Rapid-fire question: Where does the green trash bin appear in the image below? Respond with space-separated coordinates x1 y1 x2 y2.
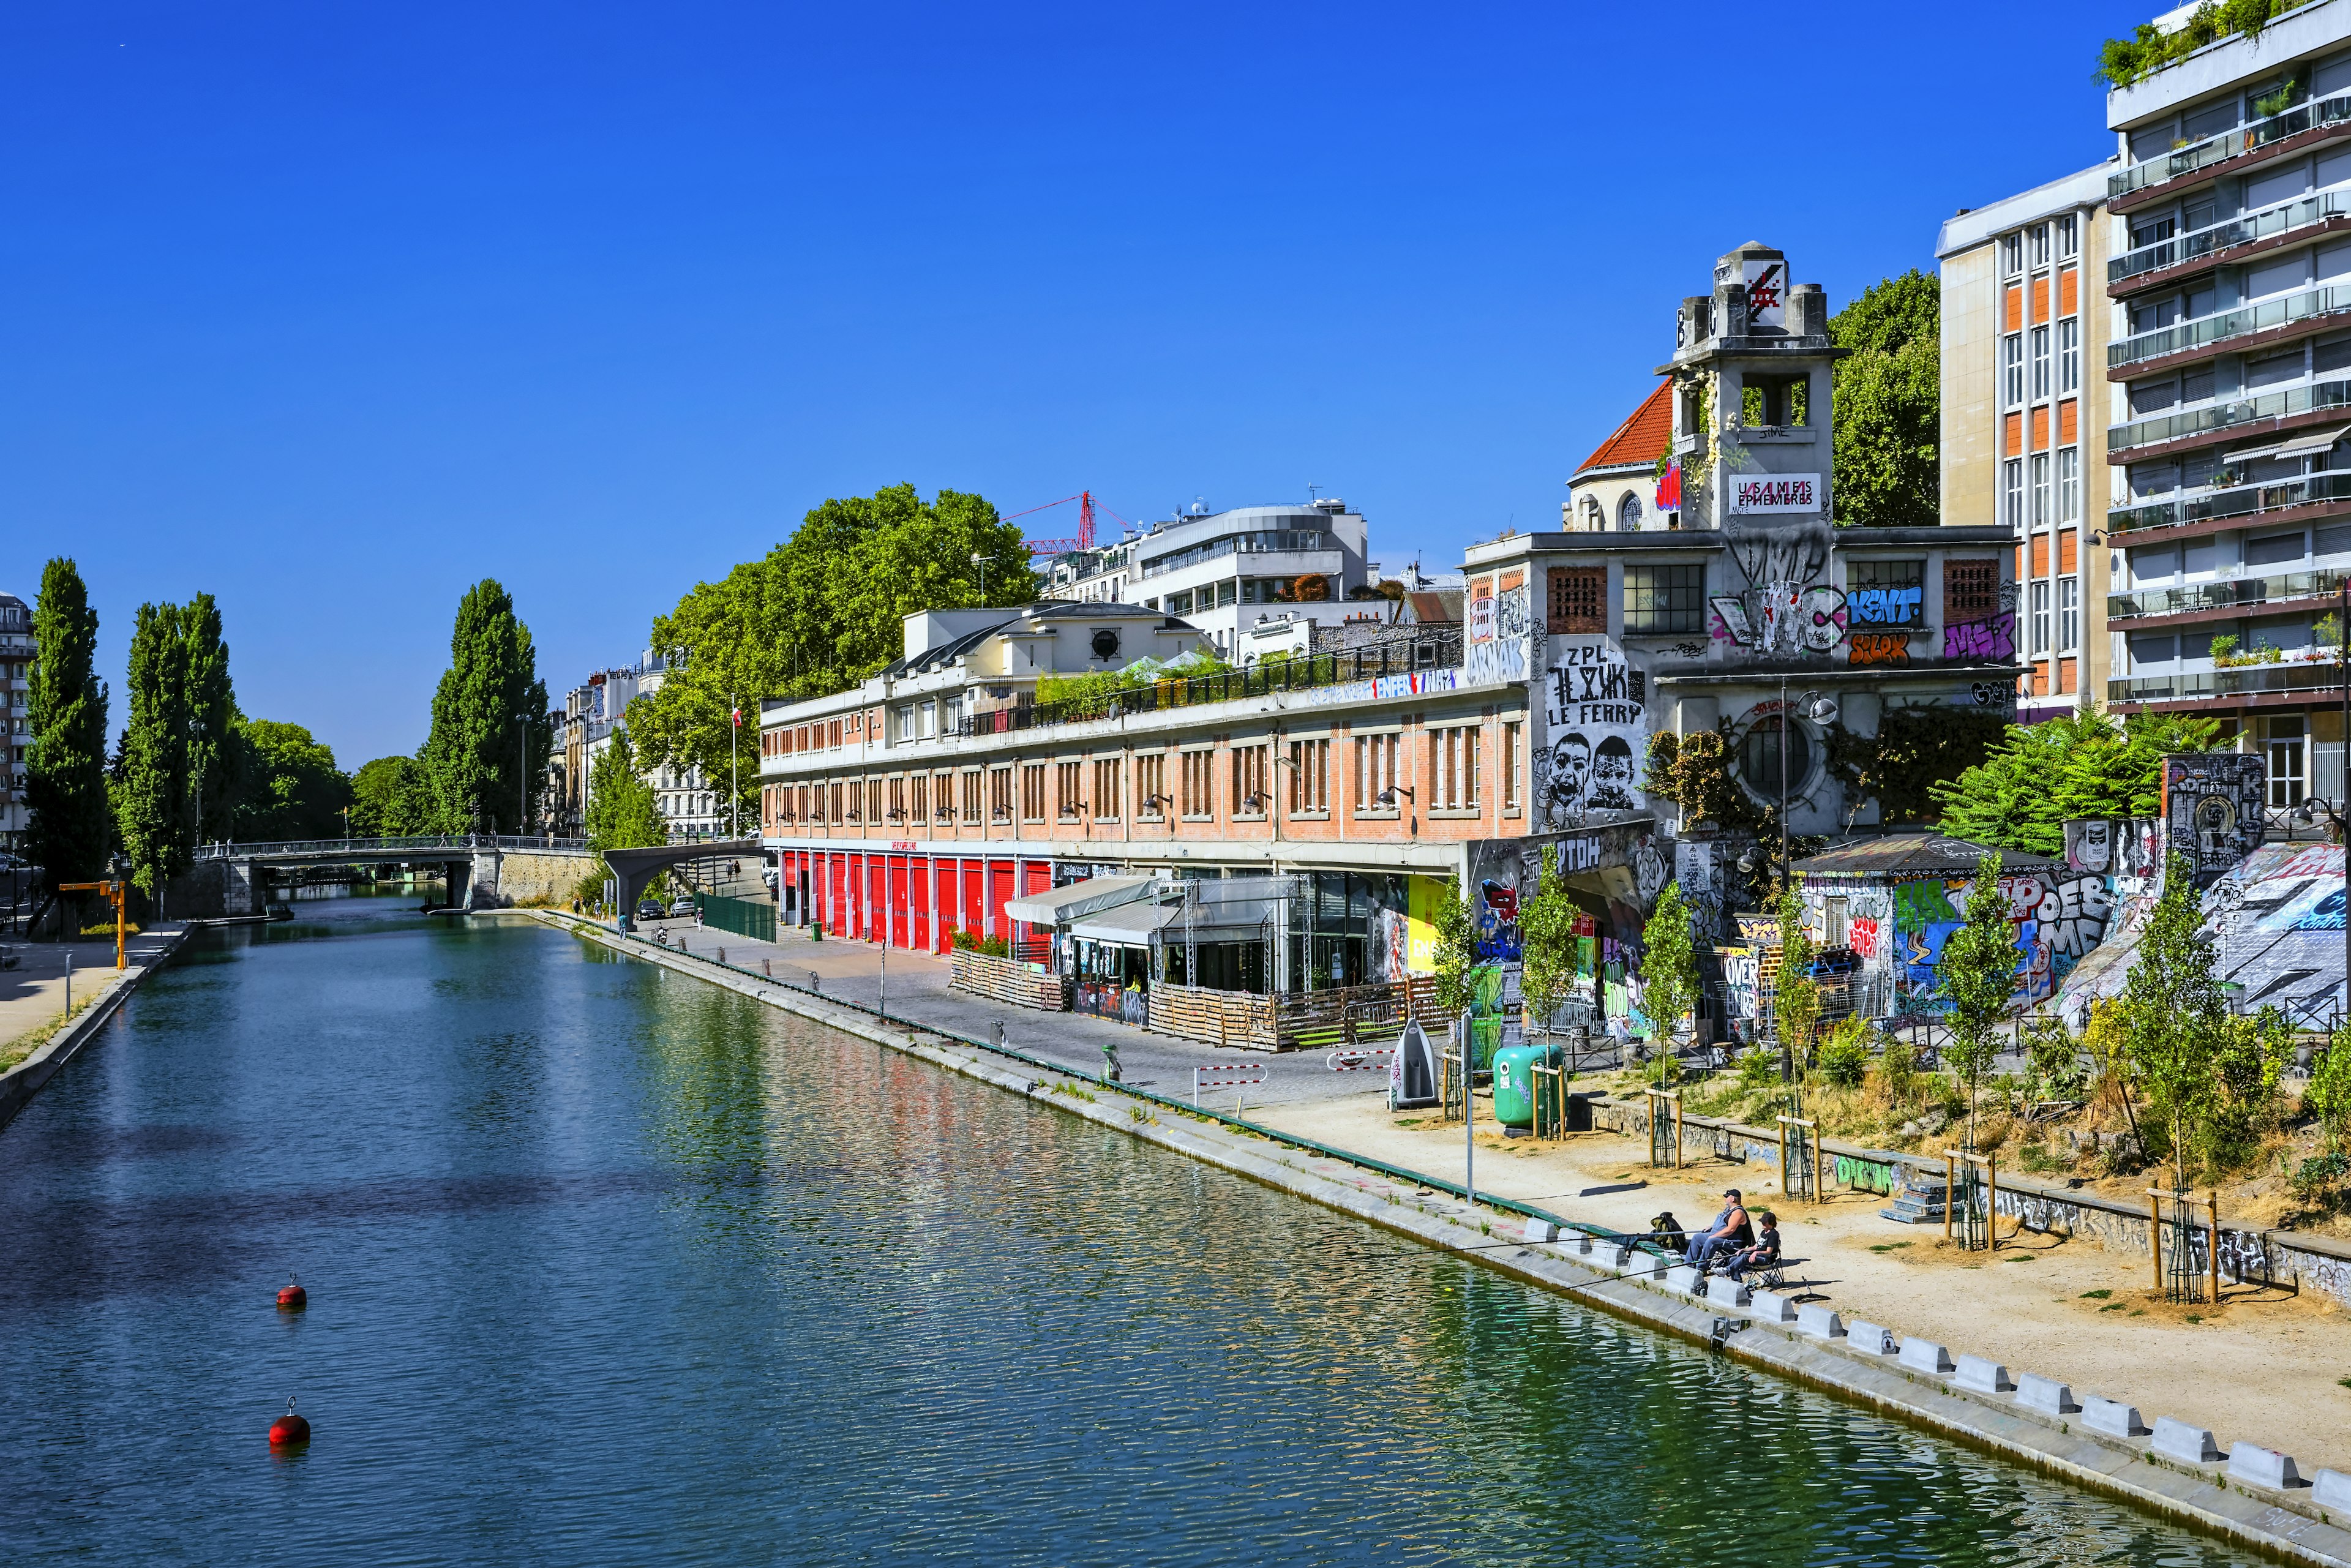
1490 1041 1564 1130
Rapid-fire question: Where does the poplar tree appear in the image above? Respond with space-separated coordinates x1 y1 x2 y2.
25 558 111 896
1640 884 1699 1052
1938 851 2019 1147
418 580 549 835
2123 850 2230 1188
113 601 193 907
181 593 241 841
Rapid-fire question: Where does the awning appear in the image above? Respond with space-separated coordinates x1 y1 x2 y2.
1067 901 1183 945
1002 874 1157 927
2225 423 2351 464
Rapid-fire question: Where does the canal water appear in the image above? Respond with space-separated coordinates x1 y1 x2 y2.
0 901 2255 1566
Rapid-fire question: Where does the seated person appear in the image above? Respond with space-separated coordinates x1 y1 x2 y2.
1682 1188 1752 1271
1723 1211 1782 1280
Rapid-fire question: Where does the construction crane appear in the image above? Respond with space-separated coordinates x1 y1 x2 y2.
1003 491 1099 558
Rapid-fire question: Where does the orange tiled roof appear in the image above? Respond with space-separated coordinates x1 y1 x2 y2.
1575 380 1673 477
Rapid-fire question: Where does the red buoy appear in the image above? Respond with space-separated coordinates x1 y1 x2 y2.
268 1397 311 1449
277 1273 306 1311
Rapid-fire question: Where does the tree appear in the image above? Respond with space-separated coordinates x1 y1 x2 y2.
1933 706 2225 855
349 756 426 838
1824 706 2008 826
2305 1020 2351 1152
1639 883 1699 1050
1643 727 1769 837
112 602 193 907
1831 270 1939 528
630 485 1035 827
1938 851 2018 1146
24 558 111 898
231 720 352 841
1773 888 1821 1094
417 580 549 835
1429 879 1482 1021
1516 855 1579 1046
181 593 240 841
585 727 666 853
2123 850 2231 1188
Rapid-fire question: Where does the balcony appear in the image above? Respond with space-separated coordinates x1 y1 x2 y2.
2109 469 2351 535
2108 568 2351 622
1137 529 1336 580
2111 187 2351 289
2110 659 2347 703
2110 280 2351 372
2110 89 2351 203
2109 373 2351 456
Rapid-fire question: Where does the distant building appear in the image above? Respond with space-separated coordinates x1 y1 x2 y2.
0 592 27 850
556 649 729 842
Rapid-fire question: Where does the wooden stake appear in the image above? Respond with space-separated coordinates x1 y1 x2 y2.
1673 1096 1684 1171
1986 1157 1999 1253
2147 1187 2163 1291
2208 1190 2222 1304
1943 1151 1955 1242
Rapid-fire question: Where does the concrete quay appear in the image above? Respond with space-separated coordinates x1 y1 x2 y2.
0 923 189 1130
536 906 2351 1566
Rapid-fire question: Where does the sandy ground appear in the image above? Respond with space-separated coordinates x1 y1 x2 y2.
1259 1087 2351 1472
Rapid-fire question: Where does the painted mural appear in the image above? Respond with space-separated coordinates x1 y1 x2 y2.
1465 827 1672 1030
2163 752 2268 887
1535 634 1648 829
1465 581 1531 685
1709 523 1843 658
1805 855 2118 1016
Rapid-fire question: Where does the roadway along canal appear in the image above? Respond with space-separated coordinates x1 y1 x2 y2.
0 898 2260 1565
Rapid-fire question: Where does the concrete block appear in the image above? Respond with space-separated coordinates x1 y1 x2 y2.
1706 1278 1752 1307
1572 1232 1596 1256
1522 1217 1560 1244
1954 1356 2013 1394
1665 1265 1703 1295
2153 1417 2222 1465
2228 1442 2305 1489
2312 1469 2351 1511
1624 1251 1667 1279
2081 1397 2147 1438
1795 1304 1844 1340
1845 1320 1897 1355
2014 1373 2077 1416
1899 1338 1955 1375
1749 1289 1798 1323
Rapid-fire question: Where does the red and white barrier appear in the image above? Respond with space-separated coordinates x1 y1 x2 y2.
1194 1063 1269 1110
1325 1048 1396 1074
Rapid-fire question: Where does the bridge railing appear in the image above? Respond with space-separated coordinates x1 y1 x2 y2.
194 835 590 860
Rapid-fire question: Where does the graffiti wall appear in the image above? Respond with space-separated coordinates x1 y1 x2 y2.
1534 634 1648 829
1806 856 2116 1015
1709 522 1843 658
1465 579 1530 686
2162 752 2268 887
1466 827 1672 1027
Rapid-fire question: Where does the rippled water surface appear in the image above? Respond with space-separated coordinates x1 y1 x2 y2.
0 900 2259 1566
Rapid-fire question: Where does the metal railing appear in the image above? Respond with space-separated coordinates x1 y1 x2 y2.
2111 186 2351 286
2108 568 2351 620
193 833 590 860
1136 528 1336 580
2110 661 2349 702
2110 373 2351 455
954 627 1463 738
2111 280 2351 370
2110 88 2351 201
2109 469 2351 534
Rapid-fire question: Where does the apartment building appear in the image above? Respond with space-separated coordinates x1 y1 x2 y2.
556 649 727 841
0 592 28 850
757 598 1521 996
2100 0 2351 805
1937 165 2115 722
1047 499 1377 661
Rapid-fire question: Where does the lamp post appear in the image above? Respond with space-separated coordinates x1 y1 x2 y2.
1775 675 1841 888
729 690 741 841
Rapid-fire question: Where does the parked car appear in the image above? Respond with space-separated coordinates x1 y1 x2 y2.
669 895 697 918
636 899 666 922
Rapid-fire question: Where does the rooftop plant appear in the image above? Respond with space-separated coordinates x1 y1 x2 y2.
2098 0 2314 91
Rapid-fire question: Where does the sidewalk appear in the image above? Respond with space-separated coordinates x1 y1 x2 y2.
0 928 181 1068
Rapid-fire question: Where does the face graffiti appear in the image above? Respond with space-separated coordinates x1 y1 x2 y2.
1536 634 1646 827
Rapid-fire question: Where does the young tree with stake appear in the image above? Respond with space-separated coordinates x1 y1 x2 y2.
1938 852 2019 1149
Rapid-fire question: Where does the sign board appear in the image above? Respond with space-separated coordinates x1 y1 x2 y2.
1744 257 1787 329
1729 473 1820 514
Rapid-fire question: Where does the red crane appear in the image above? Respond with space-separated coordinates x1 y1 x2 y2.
1003 491 1098 557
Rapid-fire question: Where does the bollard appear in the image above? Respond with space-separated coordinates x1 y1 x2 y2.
994 1021 1006 1050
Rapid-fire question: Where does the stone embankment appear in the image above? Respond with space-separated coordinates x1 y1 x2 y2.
0 924 188 1131
530 908 2351 1567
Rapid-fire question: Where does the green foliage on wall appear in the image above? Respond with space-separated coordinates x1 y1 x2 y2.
1931 707 2225 855
1825 705 2008 827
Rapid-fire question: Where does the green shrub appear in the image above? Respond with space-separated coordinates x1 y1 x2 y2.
2022 1016 2088 1101
1818 1018 1870 1089
1874 1037 1918 1105
950 928 1010 958
1735 1047 1779 1091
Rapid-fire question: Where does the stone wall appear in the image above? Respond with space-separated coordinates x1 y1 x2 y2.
162 859 261 920
469 847 594 909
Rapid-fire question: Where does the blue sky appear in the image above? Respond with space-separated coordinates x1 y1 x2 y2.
4 2 2142 767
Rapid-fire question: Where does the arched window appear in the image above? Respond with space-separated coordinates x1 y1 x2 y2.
1618 493 1643 532
1581 495 1603 531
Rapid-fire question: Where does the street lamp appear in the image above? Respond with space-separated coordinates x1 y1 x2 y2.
1775 677 1840 889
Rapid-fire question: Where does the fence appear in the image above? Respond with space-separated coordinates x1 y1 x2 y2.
948 948 1068 1011
696 892 777 945
1150 975 1449 1053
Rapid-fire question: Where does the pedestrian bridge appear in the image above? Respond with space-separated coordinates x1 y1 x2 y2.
195 833 592 866
187 835 597 915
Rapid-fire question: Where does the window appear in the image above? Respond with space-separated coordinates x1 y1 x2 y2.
987 767 1013 822
1056 761 1084 819
2058 577 2079 650
2268 716 2307 808
961 771 981 823
1288 738 1329 814
1182 750 1215 818
2057 214 2078 258
1622 565 1705 634
2003 459 2023 529
2058 319 2079 393
1430 726 1480 811
1617 493 1642 532
1136 754 1167 819
2001 233 2022 276
1739 717 1812 794
2003 334 2024 406
1021 763 1045 822
1845 558 1925 627
1232 745 1269 816
2058 448 2080 522
2029 223 2050 268
1548 567 1607 633
912 775 928 823
1092 758 1122 820
1502 721 1522 809
1944 558 2000 620
1354 733 1400 812
2030 453 2051 527
888 776 906 823
868 780 882 823
2030 326 2050 399
2030 580 2051 653
933 772 953 822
